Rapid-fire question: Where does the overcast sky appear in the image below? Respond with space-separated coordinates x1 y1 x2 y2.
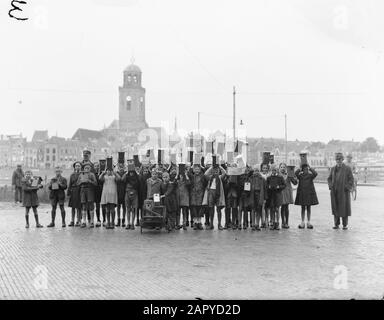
1 0 384 144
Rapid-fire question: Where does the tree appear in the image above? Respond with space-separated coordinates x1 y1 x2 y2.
359 137 380 153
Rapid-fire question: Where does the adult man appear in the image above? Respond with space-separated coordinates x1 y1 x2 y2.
327 152 354 230
47 166 68 228
12 164 24 204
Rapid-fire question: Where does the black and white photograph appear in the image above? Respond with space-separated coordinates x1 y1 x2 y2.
1 0 384 310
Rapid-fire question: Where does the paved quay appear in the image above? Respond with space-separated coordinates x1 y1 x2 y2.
0 184 383 300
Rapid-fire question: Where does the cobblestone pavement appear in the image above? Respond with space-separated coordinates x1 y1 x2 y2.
0 184 383 300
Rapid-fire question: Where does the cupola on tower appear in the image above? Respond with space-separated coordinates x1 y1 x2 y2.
118 59 148 132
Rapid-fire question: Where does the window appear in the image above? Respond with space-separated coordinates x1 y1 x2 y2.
46 148 50 153
133 75 137 83
46 155 50 161
126 96 132 110
52 155 56 161
128 75 131 82
53 148 56 154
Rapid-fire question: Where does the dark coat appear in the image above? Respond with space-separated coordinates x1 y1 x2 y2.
67 172 81 209
266 174 286 208
177 175 191 207
294 168 319 206
48 176 67 202
161 181 178 212
22 178 41 207
138 172 150 206
327 164 354 217
250 174 267 207
188 172 207 206
116 171 127 204
12 169 24 187
281 174 297 205
239 173 254 209
93 172 103 203
146 177 162 199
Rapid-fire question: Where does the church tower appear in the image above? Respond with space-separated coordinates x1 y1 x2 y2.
119 59 148 132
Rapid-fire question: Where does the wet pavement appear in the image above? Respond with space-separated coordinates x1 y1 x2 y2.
0 183 383 300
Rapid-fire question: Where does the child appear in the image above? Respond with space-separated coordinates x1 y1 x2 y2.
266 164 286 230
260 163 270 228
239 166 253 230
146 168 162 200
224 166 239 230
123 167 140 230
116 164 127 227
100 168 120 229
279 163 297 229
189 164 206 230
47 166 68 228
68 161 82 226
77 163 98 228
22 170 44 228
295 164 319 229
161 172 178 231
251 165 266 231
93 162 103 227
138 165 150 226
203 165 226 230
176 167 191 230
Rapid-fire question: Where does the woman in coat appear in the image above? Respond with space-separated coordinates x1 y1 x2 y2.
68 161 82 227
279 163 297 229
266 165 286 230
22 170 44 228
295 164 319 229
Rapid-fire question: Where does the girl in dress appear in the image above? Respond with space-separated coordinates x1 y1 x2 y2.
266 164 286 230
295 164 319 229
99 167 121 229
279 163 297 229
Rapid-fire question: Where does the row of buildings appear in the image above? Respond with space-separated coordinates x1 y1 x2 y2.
2 61 383 170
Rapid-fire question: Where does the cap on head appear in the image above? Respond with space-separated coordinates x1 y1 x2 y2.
335 152 344 160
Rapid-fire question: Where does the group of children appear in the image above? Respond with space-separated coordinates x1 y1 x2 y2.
21 150 320 232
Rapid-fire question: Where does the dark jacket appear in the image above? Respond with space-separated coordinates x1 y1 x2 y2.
266 174 286 208
48 176 67 202
22 177 42 207
161 181 178 212
295 168 319 206
68 172 81 209
116 171 127 204
12 169 24 188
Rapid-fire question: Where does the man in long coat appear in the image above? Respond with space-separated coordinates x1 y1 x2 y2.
327 152 354 229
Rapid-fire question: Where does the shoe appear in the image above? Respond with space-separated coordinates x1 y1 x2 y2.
261 223 266 229
333 225 339 229
125 224 130 230
274 223 280 230
243 225 247 230
122 220 126 227
218 225 223 230
116 220 121 227
175 225 181 230
286 225 290 229
193 223 198 230
102 222 107 227
131 225 135 230
198 223 204 230
96 221 101 227
47 222 55 228
255 226 261 231
135 222 140 227
89 223 94 228
36 224 43 228
68 221 74 227
298 223 305 229
75 222 80 227
251 226 256 231
306 223 314 229
62 223 66 228
186 221 189 227
342 226 348 230
81 223 86 228
25 224 30 229
182 225 187 230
